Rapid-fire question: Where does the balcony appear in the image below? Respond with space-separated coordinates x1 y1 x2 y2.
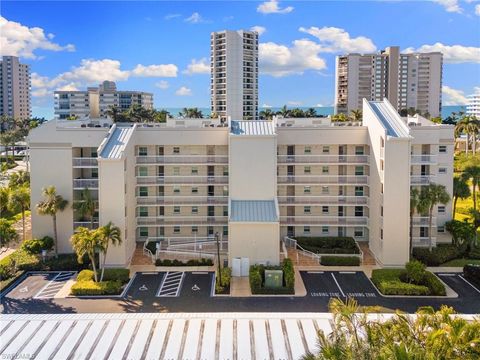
411 155 437 164
277 155 369 164
280 216 368 226
73 221 99 229
278 175 368 185
73 179 98 189
137 216 228 226
136 155 228 165
72 158 98 167
412 217 437 226
278 196 368 205
410 175 436 185
136 176 228 185
137 196 228 205
412 237 436 247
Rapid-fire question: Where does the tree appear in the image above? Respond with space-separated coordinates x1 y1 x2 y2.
445 219 476 249
407 107 418 116
70 227 103 282
277 105 290 118
332 113 348 122
36 186 68 256
8 186 30 242
97 222 122 281
179 107 203 118
349 109 362 122
106 105 121 122
73 188 96 229
453 176 471 219
418 183 451 251
305 108 317 118
154 109 170 123
8 170 30 188
462 165 480 211
0 219 18 248
455 115 480 154
0 187 10 216
259 108 274 120
409 188 420 255
289 108 305 118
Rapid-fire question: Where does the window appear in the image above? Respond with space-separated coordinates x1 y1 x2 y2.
420 227 428 237
303 226 311 234
322 166 329 174
438 225 445 233
355 186 364 196
439 145 447 153
191 167 198 175
223 226 228 236
380 160 384 171
174 226 181 233
439 168 447 174
355 146 364 155
91 168 98 179
223 166 229 176
304 146 311 154
138 147 147 156
192 206 198 214
355 166 364 176
322 146 329 154
322 226 329 234
304 206 311 214
322 206 329 214
192 187 198 194
139 227 148 237
381 206 383 217
174 206 180 214
355 206 363 216
304 166 311 174
354 227 364 237
192 226 198 233
380 228 383 240
173 147 180 154
438 206 445 214
139 207 148 217
304 186 311 194
322 186 329 194
173 167 180 175
138 167 148 177
139 187 148 197
173 186 180 193
223 206 228 216
223 186 229 196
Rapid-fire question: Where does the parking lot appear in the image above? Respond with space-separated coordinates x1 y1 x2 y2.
436 272 480 297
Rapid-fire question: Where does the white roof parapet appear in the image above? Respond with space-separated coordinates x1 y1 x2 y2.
230 120 275 136
366 98 410 138
230 200 278 222
98 124 136 160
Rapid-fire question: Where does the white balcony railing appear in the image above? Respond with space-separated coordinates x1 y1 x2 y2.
136 216 228 226
412 237 436 247
136 155 228 165
410 175 436 185
412 217 437 226
136 176 228 185
73 179 98 188
72 158 98 167
73 221 99 229
411 155 437 164
278 175 368 185
136 196 228 205
277 155 369 164
277 196 368 205
279 216 368 226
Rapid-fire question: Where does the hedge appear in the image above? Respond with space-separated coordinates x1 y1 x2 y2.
0 270 25 293
155 258 213 267
71 269 129 296
295 237 360 254
413 245 463 266
371 268 446 296
464 264 480 288
21 236 54 255
250 258 295 295
320 256 360 266
102 268 130 283
215 267 232 295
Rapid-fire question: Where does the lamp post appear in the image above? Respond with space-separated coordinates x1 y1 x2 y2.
215 231 222 287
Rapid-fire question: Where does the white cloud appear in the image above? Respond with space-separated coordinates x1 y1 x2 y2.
0 16 75 59
131 64 178 77
259 39 326 77
183 58 210 75
164 13 181 20
404 43 480 63
433 0 463 13
251 26 266 36
315 103 324 107
442 85 468 105
476 4 480 16
257 0 294 14
184 12 209 24
57 83 79 91
155 80 169 90
287 101 302 106
223 16 234 22
262 104 272 108
299 26 376 53
175 86 192 96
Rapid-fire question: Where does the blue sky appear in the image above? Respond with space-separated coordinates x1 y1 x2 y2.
1 0 479 118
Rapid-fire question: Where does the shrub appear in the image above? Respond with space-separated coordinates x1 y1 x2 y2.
283 258 295 290
77 269 94 282
422 272 446 296
71 280 123 296
215 267 232 294
43 254 92 271
145 241 159 255
372 268 445 296
413 245 462 266
249 265 263 293
0 258 17 279
378 280 430 296
21 236 54 255
469 247 480 260
0 249 41 272
249 259 295 295
321 256 360 266
102 268 130 283
295 236 360 254
405 260 426 284
463 264 480 288
0 271 25 293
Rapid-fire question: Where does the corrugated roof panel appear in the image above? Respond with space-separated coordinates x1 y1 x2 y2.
230 120 275 136
230 200 278 222
368 100 410 138
99 126 135 159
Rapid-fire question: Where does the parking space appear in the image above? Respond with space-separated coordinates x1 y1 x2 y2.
334 271 378 299
34 272 76 299
124 272 165 300
179 272 214 299
302 271 343 298
436 273 480 298
156 271 185 297
3 272 76 300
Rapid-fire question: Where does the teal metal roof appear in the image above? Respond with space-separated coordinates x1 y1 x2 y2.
230 121 275 136
230 200 278 222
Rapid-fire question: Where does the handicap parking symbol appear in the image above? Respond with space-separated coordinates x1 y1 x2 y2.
192 284 200 291
19 286 29 293
139 285 148 291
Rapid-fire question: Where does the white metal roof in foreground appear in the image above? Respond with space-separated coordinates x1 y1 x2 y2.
230 200 279 222
99 125 135 159
230 120 275 136
0 312 331 360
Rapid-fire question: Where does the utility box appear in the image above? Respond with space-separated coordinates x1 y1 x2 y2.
264 269 283 288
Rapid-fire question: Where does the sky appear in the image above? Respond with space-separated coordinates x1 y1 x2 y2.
1 0 479 119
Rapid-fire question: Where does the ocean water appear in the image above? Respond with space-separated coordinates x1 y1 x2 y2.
160 105 466 119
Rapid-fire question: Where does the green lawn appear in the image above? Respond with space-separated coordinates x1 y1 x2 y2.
440 258 480 267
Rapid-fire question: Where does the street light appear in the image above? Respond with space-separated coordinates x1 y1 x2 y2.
215 231 222 287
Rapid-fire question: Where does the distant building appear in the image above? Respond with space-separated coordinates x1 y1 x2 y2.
211 30 258 120
0 56 31 120
466 93 480 119
54 81 153 119
335 46 442 118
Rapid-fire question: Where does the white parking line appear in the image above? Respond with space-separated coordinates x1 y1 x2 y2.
307 271 324 274
34 272 76 299
438 273 457 277
459 275 480 293
339 271 356 274
156 272 185 297
331 273 346 298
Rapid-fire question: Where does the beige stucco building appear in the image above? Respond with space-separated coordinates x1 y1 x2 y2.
28 99 454 268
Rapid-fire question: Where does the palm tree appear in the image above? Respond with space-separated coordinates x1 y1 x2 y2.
277 105 290 118
106 105 121 122
455 115 480 154
409 188 420 256
97 222 122 281
418 183 451 251
407 107 417 116
462 165 480 211
0 187 10 216
8 186 30 242
332 113 348 122
125 104 145 122
290 108 305 118
73 188 96 229
36 186 68 256
259 108 274 120
453 176 471 219
305 108 317 118
8 170 30 188
179 107 203 119
70 227 103 282
0 219 18 248
350 109 362 122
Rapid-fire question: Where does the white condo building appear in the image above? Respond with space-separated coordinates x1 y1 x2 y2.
466 93 480 119
54 81 153 119
335 46 443 118
211 30 258 121
29 99 453 268
0 56 31 120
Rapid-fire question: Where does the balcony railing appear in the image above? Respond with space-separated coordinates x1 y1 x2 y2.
72 158 98 167
136 155 228 165
412 237 436 247
278 196 368 205
136 216 228 226
73 179 98 188
73 221 99 229
410 175 436 185
279 216 368 225
412 217 437 226
137 196 228 205
136 176 228 185
277 155 369 164
411 155 437 164
278 175 368 185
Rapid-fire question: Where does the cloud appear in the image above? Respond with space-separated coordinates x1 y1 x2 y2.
442 85 468 105
183 58 210 75
476 4 480 16
432 0 463 13
223 16 234 22
257 0 294 14
251 26 266 36
164 13 181 20
299 26 376 53
288 101 302 106
184 12 209 24
0 16 75 59
131 64 178 77
404 43 480 63
259 39 326 77
175 86 192 96
155 80 169 90
262 104 272 108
